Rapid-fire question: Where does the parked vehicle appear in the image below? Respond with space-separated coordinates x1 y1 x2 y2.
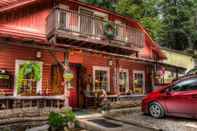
185 67 197 75
142 74 197 119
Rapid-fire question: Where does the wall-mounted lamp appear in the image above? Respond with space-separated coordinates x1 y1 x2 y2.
36 51 42 58
108 59 113 66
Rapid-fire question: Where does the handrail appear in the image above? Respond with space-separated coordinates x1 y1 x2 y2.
46 8 145 49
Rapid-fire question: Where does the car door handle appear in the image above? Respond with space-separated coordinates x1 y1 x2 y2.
192 95 197 98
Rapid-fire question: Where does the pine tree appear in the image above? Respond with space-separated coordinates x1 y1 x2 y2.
159 0 197 50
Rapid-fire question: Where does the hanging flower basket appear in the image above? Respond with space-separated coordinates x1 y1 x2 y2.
63 72 74 81
104 21 116 39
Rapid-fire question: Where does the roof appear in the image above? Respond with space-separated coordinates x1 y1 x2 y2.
0 0 23 8
0 0 40 12
162 47 194 57
0 0 166 60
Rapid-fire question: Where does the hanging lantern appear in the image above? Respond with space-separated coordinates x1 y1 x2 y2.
63 71 74 81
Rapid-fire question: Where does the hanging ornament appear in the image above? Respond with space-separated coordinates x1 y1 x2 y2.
63 71 74 81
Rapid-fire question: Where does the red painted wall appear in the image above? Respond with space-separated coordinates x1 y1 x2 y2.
0 0 164 60
0 44 64 95
0 1 51 39
0 43 151 96
82 52 148 94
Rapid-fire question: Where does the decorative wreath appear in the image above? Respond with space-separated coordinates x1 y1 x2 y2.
104 21 116 39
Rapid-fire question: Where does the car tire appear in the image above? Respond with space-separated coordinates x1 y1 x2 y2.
149 102 165 118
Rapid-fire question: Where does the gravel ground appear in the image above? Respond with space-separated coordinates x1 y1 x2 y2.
106 108 197 131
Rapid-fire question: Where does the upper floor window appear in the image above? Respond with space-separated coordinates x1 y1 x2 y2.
79 7 108 36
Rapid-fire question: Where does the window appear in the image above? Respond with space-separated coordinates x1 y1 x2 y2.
133 70 145 94
80 8 94 35
15 60 43 96
79 7 108 36
119 69 129 94
171 78 197 92
115 20 127 42
93 66 110 92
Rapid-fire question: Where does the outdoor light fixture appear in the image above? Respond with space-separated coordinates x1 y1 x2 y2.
36 51 42 58
108 59 113 66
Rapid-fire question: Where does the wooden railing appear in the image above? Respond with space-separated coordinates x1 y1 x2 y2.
46 8 144 49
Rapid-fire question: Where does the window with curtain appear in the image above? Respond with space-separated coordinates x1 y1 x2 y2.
93 66 110 92
119 69 129 94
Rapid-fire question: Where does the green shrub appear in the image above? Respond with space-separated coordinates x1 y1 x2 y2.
48 112 65 128
63 109 76 123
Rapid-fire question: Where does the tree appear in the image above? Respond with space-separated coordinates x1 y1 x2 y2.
159 0 197 50
115 0 164 41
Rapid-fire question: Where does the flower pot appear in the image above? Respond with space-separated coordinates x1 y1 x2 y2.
49 126 64 131
67 122 75 129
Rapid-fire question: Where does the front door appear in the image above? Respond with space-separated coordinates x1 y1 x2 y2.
68 65 78 108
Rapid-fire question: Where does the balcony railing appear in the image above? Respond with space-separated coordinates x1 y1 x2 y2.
46 8 144 49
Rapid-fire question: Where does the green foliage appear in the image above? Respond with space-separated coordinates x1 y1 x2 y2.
159 0 197 50
116 0 164 41
82 0 116 11
103 21 116 39
116 0 197 51
16 61 41 93
63 109 76 123
48 112 65 128
48 109 77 129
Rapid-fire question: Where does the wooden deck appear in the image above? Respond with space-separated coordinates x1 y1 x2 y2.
46 8 145 55
0 96 65 110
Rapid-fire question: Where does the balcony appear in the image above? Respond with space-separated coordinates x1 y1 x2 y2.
46 8 145 55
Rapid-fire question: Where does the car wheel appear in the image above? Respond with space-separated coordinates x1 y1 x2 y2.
149 102 165 118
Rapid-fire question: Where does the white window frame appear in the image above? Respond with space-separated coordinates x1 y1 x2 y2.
119 68 129 93
14 60 43 96
79 6 108 36
133 70 145 94
115 20 127 42
93 66 110 92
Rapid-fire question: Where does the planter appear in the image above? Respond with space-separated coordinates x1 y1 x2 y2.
67 122 75 129
49 126 64 131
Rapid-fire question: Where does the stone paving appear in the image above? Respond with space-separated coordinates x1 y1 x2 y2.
79 117 152 131
105 107 197 131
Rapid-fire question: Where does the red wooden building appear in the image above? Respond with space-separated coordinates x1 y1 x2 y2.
0 0 166 109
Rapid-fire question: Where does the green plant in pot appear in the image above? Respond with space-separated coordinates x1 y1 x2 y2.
48 112 65 131
63 109 76 129
16 62 41 95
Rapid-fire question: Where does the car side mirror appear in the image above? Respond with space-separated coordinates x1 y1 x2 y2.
165 88 171 95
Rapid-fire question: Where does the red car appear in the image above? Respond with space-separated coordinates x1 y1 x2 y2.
142 75 197 119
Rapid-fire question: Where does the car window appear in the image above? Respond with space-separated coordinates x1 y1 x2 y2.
186 68 197 75
171 78 197 92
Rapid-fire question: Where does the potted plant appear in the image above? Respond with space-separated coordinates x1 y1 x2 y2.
63 109 76 129
48 112 65 131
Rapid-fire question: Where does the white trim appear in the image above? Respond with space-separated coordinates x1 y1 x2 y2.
79 6 108 19
58 4 69 10
79 7 94 35
119 68 129 93
133 70 145 94
93 66 110 92
14 60 43 96
79 6 108 36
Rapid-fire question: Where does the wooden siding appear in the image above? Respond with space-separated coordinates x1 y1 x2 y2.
0 43 150 95
0 3 51 36
0 44 64 95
